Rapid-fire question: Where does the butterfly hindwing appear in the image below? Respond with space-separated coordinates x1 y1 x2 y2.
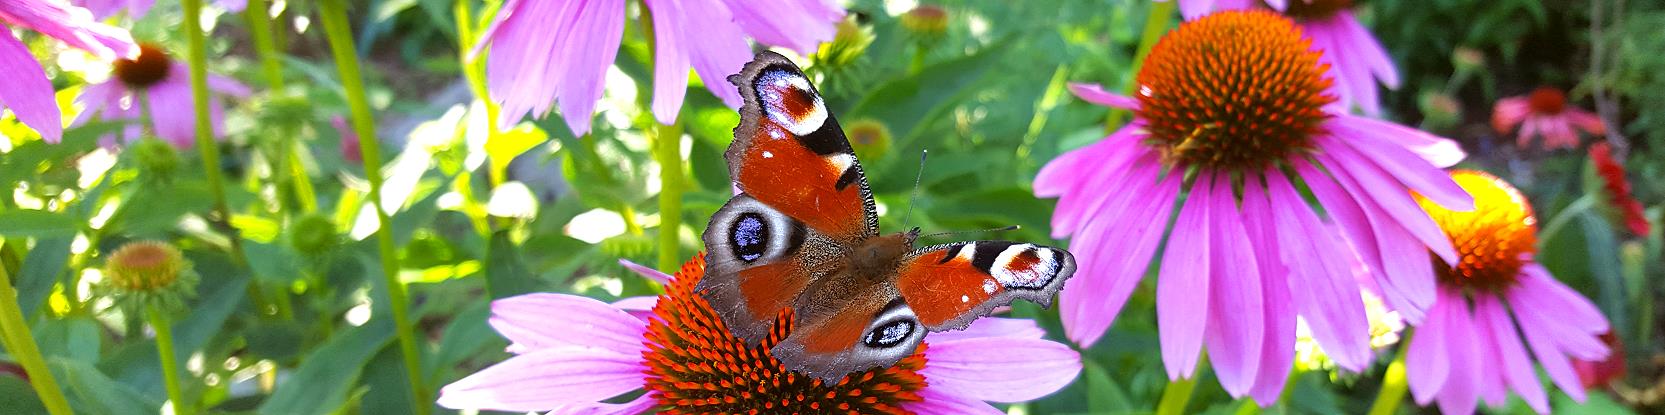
699 195 843 344
894 241 1077 331
771 279 925 382
725 51 877 242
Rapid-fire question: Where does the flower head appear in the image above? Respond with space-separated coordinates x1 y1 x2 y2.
1589 142 1650 238
1406 170 1611 415
438 254 1082 414
1038 10 1471 403
476 0 843 137
0 0 137 142
1492 87 1606 150
900 5 949 38
96 240 199 315
1176 1 1400 115
73 43 251 148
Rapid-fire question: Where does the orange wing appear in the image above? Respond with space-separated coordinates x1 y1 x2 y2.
894 241 1077 331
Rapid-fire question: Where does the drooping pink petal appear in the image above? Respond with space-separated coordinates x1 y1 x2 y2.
1569 109 1607 135
1511 283 1588 402
1061 160 1180 347
1473 306 1510 408
1067 82 1139 110
1294 160 1417 320
1308 154 1439 322
552 0 626 136
1407 290 1452 404
1034 133 1118 198
0 0 138 60
1309 15 1381 116
1491 97 1531 134
610 296 658 321
928 317 1046 343
1239 178 1298 404
1475 294 1548 413
1435 291 1481 415
1506 268 1610 362
1332 116 1466 168
1336 11 1400 88
1326 126 1473 211
719 0 842 54
682 0 751 109
0 30 63 142
1513 264 1609 335
1202 173 1264 397
919 337 1081 403
1157 174 1213 379
435 346 646 412
1317 148 1459 267
544 392 660 415
489 293 648 354
618 259 673 284
905 387 1006 415
1265 170 1371 371
1049 134 1149 237
146 73 199 147
213 0 247 12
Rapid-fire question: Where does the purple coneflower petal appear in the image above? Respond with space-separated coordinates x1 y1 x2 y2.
1157 174 1214 379
1048 133 1145 237
617 259 673 284
929 317 1046 343
488 294 648 354
553 0 625 137
1175 0 1213 20
644 0 690 123
214 0 246 12
1203 173 1264 396
1060 159 1178 347
1066 82 1139 110
1240 179 1298 404
1512 289 1587 402
1328 124 1474 211
0 31 62 141
682 0 750 109
1294 160 1424 321
1476 293 1549 413
1436 291 1481 415
1569 109 1606 135
1337 12 1400 88
1514 264 1608 335
1332 115 1465 169
610 296 658 321
1472 300 1510 407
906 388 1005 415
1319 146 1458 266
435 345 645 412
1034 136 1112 199
919 336 1082 403
720 0 842 54
1 0 138 60
1407 291 1451 404
545 393 660 415
1266 170 1371 371
146 75 197 147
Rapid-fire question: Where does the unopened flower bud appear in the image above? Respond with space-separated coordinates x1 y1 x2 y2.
844 118 891 161
98 241 198 315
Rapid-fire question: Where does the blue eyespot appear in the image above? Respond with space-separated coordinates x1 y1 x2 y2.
864 320 914 348
731 213 769 262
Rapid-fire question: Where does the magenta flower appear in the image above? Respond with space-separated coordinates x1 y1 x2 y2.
1036 11 1470 402
74 0 246 19
73 44 251 148
473 0 842 137
0 0 136 142
437 255 1082 414
1407 170 1610 415
1491 87 1606 150
1174 0 1400 115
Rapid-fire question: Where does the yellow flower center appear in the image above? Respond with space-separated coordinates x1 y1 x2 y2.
642 254 928 414
1416 170 1537 292
1135 10 1336 172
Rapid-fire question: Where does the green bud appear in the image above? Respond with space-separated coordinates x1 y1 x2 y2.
96 241 198 315
844 118 892 161
900 5 949 39
132 138 181 180
289 215 340 256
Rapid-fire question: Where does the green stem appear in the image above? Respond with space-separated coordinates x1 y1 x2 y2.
245 0 284 90
317 2 429 413
1539 194 1596 245
150 307 191 415
1156 374 1198 415
0 259 74 415
653 122 685 272
179 0 234 224
1107 0 1173 131
1366 345 1411 415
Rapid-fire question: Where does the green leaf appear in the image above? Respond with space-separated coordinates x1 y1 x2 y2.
258 319 394 415
243 241 305 284
1083 359 1135 412
0 210 80 238
0 375 49 414
17 236 71 319
54 358 161 415
170 274 249 362
485 230 540 299
848 39 1010 144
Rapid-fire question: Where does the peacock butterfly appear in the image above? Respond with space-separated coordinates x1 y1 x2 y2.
697 51 1077 381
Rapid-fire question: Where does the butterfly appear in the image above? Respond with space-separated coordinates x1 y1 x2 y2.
695 51 1078 381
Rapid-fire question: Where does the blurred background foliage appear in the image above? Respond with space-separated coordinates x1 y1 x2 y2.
0 0 1660 414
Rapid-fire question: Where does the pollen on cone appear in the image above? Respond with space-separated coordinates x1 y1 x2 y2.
1416 170 1537 292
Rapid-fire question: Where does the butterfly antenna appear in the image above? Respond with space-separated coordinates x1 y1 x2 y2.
919 225 1022 240
902 149 928 230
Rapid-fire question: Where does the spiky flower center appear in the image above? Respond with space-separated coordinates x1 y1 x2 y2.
1527 87 1568 115
1279 0 1356 21
1135 10 1336 172
642 255 928 415
113 44 171 89
1416 170 1537 292
105 241 185 292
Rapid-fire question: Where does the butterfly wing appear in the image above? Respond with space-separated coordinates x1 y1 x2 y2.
771 275 926 382
893 241 1077 331
698 52 879 345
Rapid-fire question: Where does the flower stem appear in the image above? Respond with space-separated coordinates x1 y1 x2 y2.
1156 375 1198 415
1107 0 1173 131
179 0 234 224
0 260 74 415
1538 194 1595 245
245 0 285 90
149 307 191 415
317 1 430 413
653 121 685 272
1366 345 1411 415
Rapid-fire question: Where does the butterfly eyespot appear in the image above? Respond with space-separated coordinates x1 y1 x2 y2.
730 213 770 262
863 320 915 348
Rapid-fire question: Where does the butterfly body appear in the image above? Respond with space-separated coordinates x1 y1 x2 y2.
698 52 1077 381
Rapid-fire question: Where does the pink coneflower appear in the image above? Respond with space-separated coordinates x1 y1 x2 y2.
1406 170 1610 415
331 115 361 163
1573 332 1625 390
1175 0 1400 115
1492 87 1606 150
437 254 1082 414
74 0 246 19
73 44 251 148
1036 10 1471 402
0 0 136 142
474 0 842 137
